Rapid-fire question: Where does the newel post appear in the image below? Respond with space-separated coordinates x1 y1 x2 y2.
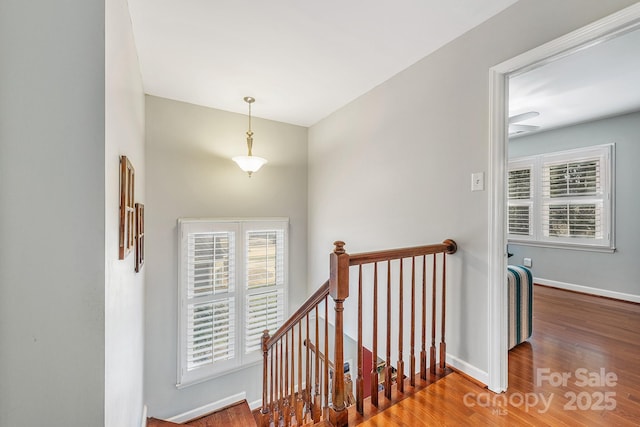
329 241 349 427
260 330 270 427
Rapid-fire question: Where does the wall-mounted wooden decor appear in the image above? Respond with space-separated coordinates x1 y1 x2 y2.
119 155 135 259
135 203 145 272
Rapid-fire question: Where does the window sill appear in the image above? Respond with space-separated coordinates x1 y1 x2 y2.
507 240 615 254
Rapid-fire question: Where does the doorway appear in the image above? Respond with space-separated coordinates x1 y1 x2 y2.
487 3 640 393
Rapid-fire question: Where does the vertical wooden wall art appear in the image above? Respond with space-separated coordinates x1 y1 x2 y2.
135 203 145 272
119 155 135 259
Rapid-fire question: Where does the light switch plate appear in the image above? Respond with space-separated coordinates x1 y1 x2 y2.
471 172 484 191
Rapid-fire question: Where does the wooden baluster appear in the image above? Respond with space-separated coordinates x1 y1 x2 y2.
284 332 291 426
384 260 392 400
328 241 349 427
324 296 329 419
356 264 364 414
440 253 447 370
296 322 304 425
313 305 321 422
397 258 404 393
410 257 416 387
370 262 379 407
306 313 311 418
277 340 282 423
290 329 295 412
430 254 437 374
261 331 270 427
420 255 427 380
271 344 278 422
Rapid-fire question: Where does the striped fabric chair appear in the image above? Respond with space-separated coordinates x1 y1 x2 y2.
507 265 533 349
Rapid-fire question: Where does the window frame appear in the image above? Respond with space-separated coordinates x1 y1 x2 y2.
508 144 615 252
177 218 289 388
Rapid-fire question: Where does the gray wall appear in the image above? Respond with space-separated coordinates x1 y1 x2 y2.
307 0 638 380
0 1 106 425
105 0 147 425
508 111 640 298
144 95 308 418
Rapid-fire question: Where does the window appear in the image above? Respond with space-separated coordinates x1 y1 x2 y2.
178 218 288 386
508 144 614 251
507 161 533 238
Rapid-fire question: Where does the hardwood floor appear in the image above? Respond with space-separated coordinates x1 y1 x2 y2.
148 400 256 427
356 285 640 426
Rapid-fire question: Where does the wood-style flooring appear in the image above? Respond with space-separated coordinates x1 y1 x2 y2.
148 399 256 427
355 285 640 426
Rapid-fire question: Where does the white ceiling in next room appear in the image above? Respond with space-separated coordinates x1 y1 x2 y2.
509 26 640 137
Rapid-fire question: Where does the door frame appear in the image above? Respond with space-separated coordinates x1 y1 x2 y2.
487 3 640 393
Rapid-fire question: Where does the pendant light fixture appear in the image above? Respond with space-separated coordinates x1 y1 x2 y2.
232 96 267 177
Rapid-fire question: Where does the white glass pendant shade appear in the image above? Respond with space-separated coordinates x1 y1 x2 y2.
232 155 268 176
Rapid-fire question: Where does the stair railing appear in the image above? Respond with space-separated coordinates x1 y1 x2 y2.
346 239 457 415
259 280 333 426
259 239 457 427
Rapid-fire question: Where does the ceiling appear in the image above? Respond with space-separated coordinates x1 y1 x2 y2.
127 0 520 126
508 26 640 137
127 1 640 131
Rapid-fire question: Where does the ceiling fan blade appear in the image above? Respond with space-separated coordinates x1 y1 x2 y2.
509 124 540 132
508 111 540 124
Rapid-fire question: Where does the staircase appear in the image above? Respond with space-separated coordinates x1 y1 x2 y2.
256 239 457 427
149 238 457 427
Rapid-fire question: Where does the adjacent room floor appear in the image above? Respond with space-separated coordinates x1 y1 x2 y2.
356 285 640 426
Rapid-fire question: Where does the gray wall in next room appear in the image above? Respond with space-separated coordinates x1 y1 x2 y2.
508 111 640 298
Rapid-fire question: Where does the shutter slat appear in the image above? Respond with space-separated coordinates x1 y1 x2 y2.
246 230 284 290
186 298 235 370
244 289 284 353
187 231 235 298
544 160 600 198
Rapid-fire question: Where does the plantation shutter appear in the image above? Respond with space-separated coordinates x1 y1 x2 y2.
186 231 236 370
245 229 285 354
187 299 235 368
541 155 605 241
178 218 288 386
507 163 533 239
508 144 612 250
245 289 285 352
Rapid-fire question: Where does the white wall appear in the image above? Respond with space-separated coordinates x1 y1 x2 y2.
508 111 640 299
0 1 106 425
144 95 308 418
307 0 638 381
105 0 146 425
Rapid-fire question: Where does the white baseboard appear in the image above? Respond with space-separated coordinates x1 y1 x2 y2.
167 392 247 423
446 353 489 387
248 398 262 411
535 277 640 303
141 404 148 427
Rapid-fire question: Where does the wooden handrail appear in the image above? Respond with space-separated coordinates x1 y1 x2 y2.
266 280 330 348
260 238 457 427
348 239 457 266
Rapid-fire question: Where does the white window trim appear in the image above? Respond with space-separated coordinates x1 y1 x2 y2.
177 217 289 388
508 144 615 252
